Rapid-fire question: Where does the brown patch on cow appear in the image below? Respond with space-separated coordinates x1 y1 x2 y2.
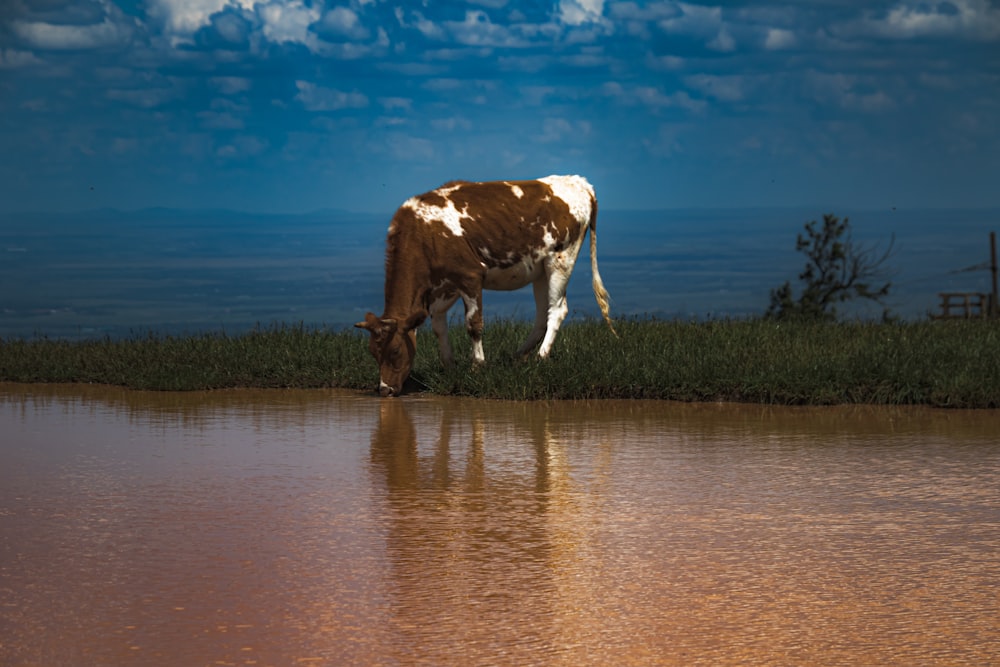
439 179 579 270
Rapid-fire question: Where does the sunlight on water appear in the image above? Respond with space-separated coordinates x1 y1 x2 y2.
2 384 999 665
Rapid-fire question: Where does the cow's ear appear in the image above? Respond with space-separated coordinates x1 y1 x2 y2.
402 310 427 332
354 312 380 332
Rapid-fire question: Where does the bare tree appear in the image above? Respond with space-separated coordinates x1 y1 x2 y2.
767 213 895 321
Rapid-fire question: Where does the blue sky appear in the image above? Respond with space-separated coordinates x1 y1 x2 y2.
2 0 999 214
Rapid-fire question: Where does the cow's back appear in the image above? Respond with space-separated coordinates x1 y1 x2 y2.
393 177 594 265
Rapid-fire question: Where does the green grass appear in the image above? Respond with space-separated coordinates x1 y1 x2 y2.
1 319 998 408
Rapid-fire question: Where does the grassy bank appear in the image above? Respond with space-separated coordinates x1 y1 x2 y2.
1 319 998 407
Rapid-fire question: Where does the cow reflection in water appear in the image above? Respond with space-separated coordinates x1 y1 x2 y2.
368 399 612 661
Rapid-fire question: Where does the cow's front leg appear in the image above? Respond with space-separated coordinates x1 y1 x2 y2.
430 301 456 368
461 291 485 365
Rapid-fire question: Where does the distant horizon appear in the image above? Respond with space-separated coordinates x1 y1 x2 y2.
2 206 996 340
6 202 1000 219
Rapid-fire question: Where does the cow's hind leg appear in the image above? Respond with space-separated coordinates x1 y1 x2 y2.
536 259 574 359
516 278 549 357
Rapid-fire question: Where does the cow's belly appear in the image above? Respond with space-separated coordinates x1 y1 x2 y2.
483 259 542 291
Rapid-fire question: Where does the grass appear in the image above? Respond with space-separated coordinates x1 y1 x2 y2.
1 318 998 408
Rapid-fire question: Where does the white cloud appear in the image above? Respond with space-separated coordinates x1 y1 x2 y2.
657 2 739 52
609 2 679 22
257 0 320 48
876 0 1000 39
107 86 181 108
835 0 1000 41
764 27 796 50
443 10 527 47
384 134 435 162
12 16 135 50
149 0 326 49
805 71 896 113
558 0 605 26
198 110 244 129
317 6 370 40
212 76 252 95
431 116 473 132
379 97 412 112
295 81 369 111
645 53 685 71
216 134 268 159
0 48 44 68
684 74 746 102
538 117 591 143
642 123 685 158
399 9 447 40
147 0 252 37
604 82 706 113
708 26 735 52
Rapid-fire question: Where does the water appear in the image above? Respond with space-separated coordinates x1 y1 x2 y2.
1 207 997 339
2 383 999 665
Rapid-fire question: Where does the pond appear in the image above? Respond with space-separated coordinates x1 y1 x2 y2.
2 384 999 666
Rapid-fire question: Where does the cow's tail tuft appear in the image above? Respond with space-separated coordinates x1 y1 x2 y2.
588 195 618 337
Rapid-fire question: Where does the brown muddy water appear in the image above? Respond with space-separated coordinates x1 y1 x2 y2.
1 384 999 667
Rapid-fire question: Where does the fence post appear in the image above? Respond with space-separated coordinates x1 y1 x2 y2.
991 231 998 317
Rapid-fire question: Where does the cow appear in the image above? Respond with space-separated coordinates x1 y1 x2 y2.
355 174 616 397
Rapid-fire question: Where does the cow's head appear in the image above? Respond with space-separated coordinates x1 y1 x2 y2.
354 311 425 397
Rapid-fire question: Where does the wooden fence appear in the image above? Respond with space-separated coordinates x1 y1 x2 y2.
932 292 991 319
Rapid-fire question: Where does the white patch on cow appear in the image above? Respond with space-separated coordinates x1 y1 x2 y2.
403 194 471 237
539 174 594 224
510 184 524 199
484 251 543 291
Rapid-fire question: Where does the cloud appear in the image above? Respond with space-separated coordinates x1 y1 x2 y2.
684 74 747 103
805 71 896 113
763 27 796 50
642 123 685 158
147 0 251 38
869 0 1000 40
442 10 531 48
107 86 182 109
198 110 244 129
257 0 320 48
603 81 706 113
538 117 591 143
431 116 473 132
0 48 44 68
295 80 368 111
383 133 435 162
212 76 252 95
558 0 605 26
12 15 136 50
216 134 267 159
657 3 736 52
315 6 370 41
193 7 254 49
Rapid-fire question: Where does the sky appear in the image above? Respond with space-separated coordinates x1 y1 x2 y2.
1 0 999 215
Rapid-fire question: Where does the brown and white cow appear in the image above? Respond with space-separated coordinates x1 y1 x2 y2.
355 174 615 397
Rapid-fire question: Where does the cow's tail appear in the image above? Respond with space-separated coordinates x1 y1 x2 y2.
588 195 618 337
